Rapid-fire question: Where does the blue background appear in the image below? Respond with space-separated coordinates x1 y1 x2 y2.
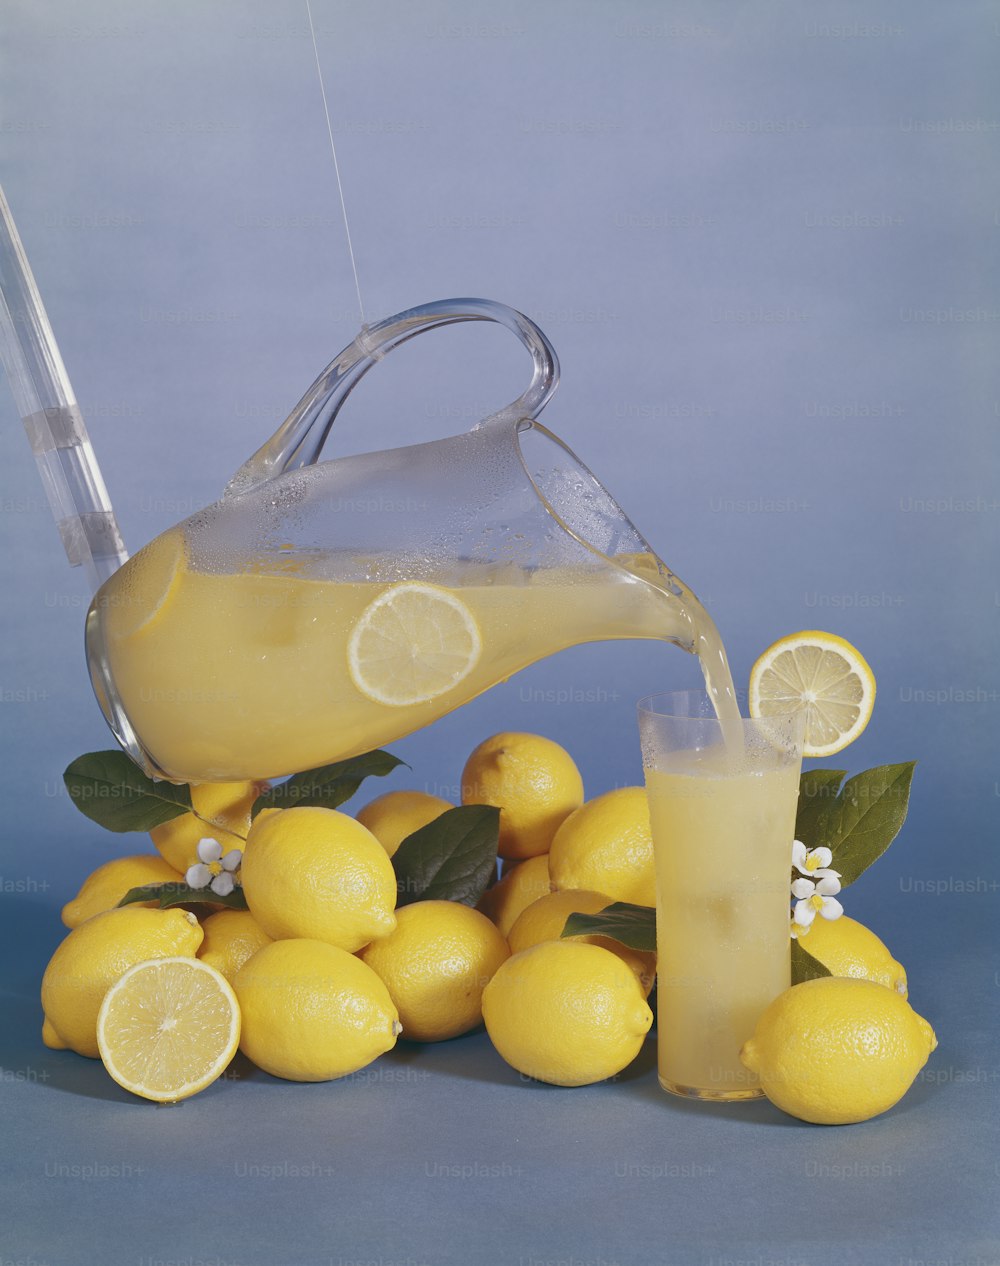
1 2 997 1264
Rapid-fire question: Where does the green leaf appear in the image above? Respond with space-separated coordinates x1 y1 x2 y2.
391 805 500 908
63 751 192 833
251 750 404 818
795 768 848 851
791 937 832 984
796 762 916 887
117 882 249 912
561 902 656 953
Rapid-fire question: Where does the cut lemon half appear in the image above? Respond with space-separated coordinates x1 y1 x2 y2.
748 630 876 758
348 581 482 707
97 957 240 1102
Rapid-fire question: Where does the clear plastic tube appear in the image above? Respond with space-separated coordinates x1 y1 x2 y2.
0 183 127 592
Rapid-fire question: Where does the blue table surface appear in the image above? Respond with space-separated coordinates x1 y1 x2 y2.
2 876 997 1266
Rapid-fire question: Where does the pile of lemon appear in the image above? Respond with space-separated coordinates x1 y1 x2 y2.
43 733 660 1099
43 710 936 1126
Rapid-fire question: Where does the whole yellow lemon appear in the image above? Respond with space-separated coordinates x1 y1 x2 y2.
461 732 583 859
507 888 655 996
41 906 203 1058
548 787 655 906
355 790 453 858
482 941 653 1086
796 915 907 996
240 806 397 952
477 853 553 935
740 977 937 1125
197 908 273 983
150 779 261 873
360 900 509 1041
235 938 399 1081
61 853 183 928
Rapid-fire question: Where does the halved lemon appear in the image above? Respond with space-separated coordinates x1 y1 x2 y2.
347 582 482 707
748 630 876 758
97 957 241 1102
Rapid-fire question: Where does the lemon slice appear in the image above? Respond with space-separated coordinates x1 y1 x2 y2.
105 529 188 639
97 957 240 1102
748 630 876 758
348 582 482 707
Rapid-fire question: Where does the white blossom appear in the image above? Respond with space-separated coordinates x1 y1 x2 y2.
791 873 844 931
184 837 242 895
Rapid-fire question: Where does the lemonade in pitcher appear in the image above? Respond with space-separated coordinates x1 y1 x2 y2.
95 529 718 783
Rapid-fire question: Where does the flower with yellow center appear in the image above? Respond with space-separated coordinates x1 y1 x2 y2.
792 840 836 877
185 838 243 897
790 838 844 937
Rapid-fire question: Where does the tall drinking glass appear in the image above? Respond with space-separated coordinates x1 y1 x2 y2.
637 691 804 1101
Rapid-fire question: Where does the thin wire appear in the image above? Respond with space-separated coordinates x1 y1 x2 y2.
305 0 366 328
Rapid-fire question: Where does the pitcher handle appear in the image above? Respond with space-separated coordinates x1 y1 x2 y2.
225 297 559 497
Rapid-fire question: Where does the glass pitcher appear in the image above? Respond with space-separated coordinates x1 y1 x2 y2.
86 298 713 784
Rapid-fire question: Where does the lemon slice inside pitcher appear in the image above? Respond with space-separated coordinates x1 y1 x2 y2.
748 630 876 758
348 582 482 707
103 529 188 639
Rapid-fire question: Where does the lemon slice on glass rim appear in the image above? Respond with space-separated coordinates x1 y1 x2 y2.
748 630 876 758
97 957 240 1103
348 581 482 707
